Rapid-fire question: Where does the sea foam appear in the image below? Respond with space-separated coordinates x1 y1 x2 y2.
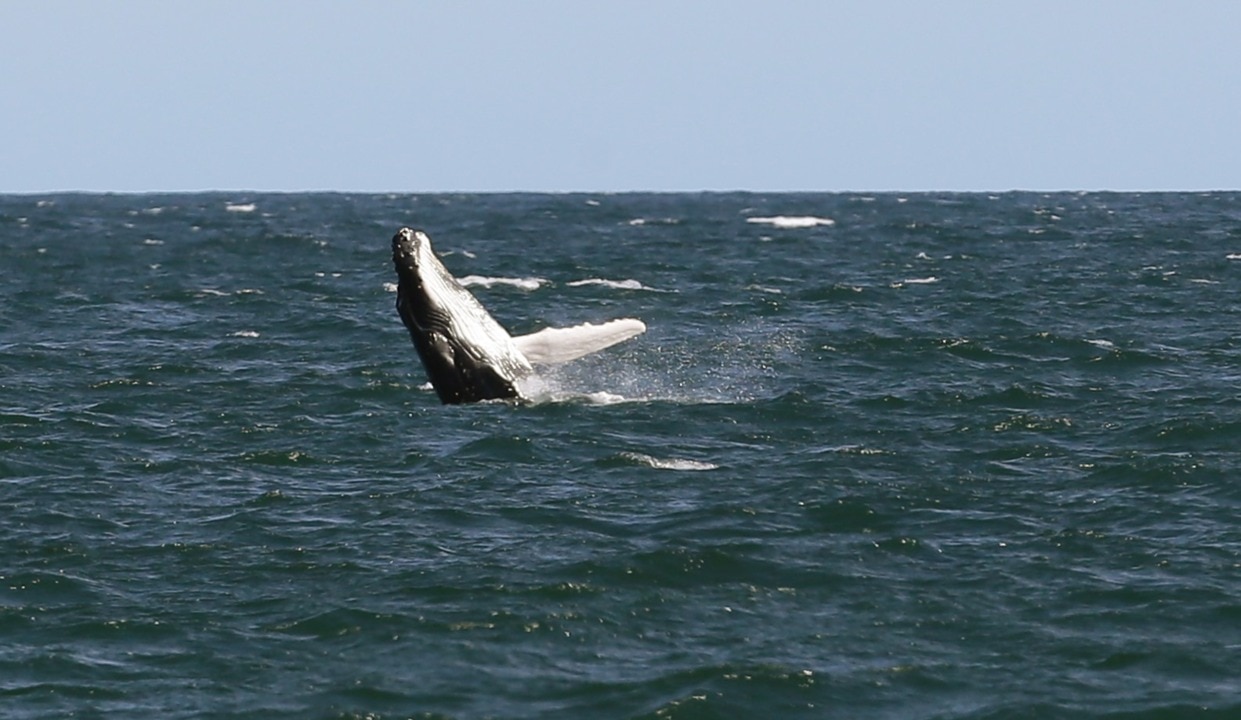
746 216 835 229
457 275 548 291
567 278 662 292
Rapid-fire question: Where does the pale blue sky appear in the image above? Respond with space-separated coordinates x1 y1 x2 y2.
3 1 1239 193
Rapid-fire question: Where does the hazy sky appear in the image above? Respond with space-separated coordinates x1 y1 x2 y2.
3 1 1239 193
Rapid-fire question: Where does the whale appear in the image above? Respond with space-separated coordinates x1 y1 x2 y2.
391 227 646 404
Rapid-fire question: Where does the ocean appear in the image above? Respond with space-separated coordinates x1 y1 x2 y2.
2 191 1240 719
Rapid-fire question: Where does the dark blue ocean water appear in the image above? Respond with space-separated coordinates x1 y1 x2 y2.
3 192 1241 719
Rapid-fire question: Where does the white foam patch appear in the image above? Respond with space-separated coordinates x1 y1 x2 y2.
196 288 264 297
567 278 662 291
628 217 680 226
225 202 256 213
230 330 260 338
383 282 398 293
457 275 548 291
891 277 940 287
1226 253 1241 260
746 216 835 229
621 452 718 471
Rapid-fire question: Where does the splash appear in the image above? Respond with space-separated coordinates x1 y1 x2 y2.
512 326 789 407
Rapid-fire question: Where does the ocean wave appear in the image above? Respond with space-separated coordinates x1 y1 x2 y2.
891 277 940 287
745 215 835 229
194 287 266 298
619 452 718 471
567 278 663 292
457 275 548 291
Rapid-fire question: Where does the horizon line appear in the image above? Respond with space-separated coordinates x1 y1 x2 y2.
3 186 1238 196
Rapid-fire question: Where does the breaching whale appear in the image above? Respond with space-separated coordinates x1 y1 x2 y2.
391 227 646 404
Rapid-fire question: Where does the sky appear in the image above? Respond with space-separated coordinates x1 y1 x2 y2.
2 1 1239 193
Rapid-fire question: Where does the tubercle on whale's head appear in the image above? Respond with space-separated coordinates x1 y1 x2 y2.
392 227 428 278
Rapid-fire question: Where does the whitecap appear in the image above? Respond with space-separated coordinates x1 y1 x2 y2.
1226 253 1241 260
382 282 398 293
1086 339 1115 349
567 278 659 291
197 288 264 297
230 330 260 338
745 216 835 229
225 202 256 213
458 275 548 291
621 452 718 471
891 277 939 288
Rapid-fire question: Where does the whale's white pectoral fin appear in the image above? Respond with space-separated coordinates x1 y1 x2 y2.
514 318 647 365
